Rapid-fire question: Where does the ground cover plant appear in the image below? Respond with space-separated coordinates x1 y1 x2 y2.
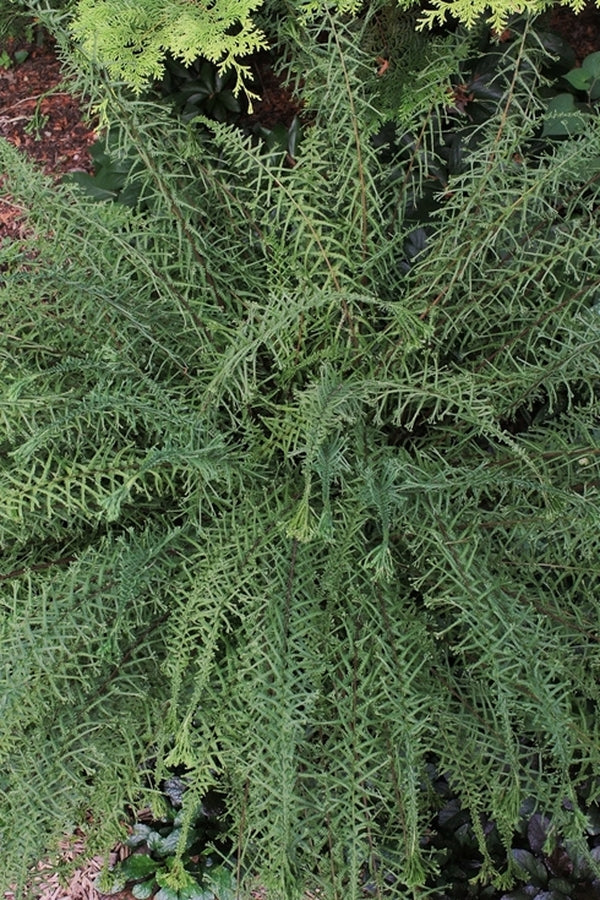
1 1 600 898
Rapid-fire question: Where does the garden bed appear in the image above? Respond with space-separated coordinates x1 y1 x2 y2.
2 3 600 899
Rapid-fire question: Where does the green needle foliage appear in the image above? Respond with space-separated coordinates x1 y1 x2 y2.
1 6 600 898
70 0 268 96
39 0 600 94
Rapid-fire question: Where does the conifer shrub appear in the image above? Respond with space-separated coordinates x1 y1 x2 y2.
53 0 600 96
1 5 600 899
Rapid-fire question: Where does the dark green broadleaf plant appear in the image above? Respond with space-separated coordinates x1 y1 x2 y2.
542 49 600 137
158 56 242 125
97 788 233 900
63 131 141 203
563 50 600 101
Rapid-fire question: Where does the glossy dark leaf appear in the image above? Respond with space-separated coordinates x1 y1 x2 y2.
148 827 183 856
547 876 574 894
402 227 428 267
180 885 215 900
132 880 157 899
546 845 573 879
288 116 301 158
467 73 505 104
565 51 600 99
564 839 599 880
126 823 154 849
64 171 119 201
512 849 548 888
446 133 464 175
586 804 600 836
438 798 470 831
154 888 180 900
118 853 159 880
535 31 576 75
527 814 551 854
500 890 538 900
163 776 187 808
542 93 588 137
204 865 237 900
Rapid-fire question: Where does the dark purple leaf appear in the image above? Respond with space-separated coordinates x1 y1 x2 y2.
547 846 573 878
500 893 528 900
548 877 574 894
500 888 538 899
438 798 469 830
587 805 600 836
528 814 552 854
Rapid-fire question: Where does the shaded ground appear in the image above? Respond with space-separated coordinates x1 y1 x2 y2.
239 51 304 129
0 36 95 174
2 834 118 900
0 35 95 242
549 0 600 61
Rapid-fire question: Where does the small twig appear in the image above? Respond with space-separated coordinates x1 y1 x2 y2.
0 91 72 115
0 114 30 125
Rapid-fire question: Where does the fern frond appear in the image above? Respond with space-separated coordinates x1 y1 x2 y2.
1 7 600 897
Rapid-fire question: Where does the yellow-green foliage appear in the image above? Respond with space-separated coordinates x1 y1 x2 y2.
414 0 576 30
70 0 268 93
347 0 591 30
67 0 597 94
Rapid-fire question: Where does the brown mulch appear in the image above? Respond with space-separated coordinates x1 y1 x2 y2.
0 35 96 241
0 183 29 243
0 36 96 177
0 833 315 900
239 52 304 130
549 0 600 62
2 835 121 900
